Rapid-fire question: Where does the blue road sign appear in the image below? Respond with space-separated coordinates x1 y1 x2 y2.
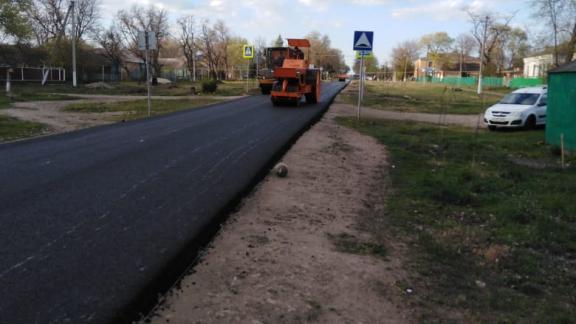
353 31 374 51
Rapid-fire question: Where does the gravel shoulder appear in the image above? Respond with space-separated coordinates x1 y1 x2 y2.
146 104 413 323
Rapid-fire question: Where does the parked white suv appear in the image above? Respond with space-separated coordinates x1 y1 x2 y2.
484 86 547 130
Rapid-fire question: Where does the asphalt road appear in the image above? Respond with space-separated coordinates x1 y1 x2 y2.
0 82 346 324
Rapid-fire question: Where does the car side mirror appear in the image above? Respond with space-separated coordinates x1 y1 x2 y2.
538 102 546 107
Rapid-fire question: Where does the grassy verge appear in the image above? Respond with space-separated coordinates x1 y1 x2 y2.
339 81 504 114
338 117 576 322
64 98 223 121
0 115 47 142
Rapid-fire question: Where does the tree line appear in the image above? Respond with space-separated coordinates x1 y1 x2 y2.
0 0 348 81
359 2 575 79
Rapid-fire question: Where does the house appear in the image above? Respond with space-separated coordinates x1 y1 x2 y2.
523 53 576 77
414 54 480 79
545 60 576 152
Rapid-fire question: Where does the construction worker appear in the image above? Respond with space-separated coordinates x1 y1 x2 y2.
294 46 304 59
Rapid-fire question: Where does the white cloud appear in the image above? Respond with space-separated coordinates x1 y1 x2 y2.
392 0 491 21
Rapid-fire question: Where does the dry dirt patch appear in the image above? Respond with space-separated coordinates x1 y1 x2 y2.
146 105 412 323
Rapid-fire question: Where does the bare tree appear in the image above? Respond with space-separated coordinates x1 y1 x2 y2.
95 24 129 78
533 0 576 64
198 20 219 79
74 0 100 40
116 5 169 77
27 0 100 44
392 40 421 81
468 11 514 76
213 20 230 79
177 15 197 81
455 33 477 76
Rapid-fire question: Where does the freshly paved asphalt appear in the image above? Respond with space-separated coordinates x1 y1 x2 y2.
0 82 346 324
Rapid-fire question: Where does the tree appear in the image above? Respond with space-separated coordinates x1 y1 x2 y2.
177 15 197 81
95 24 129 78
0 0 32 43
273 34 283 47
455 33 477 76
305 31 347 75
468 11 514 76
420 32 454 69
117 5 169 77
392 40 421 81
198 19 221 79
504 28 529 69
532 0 576 64
27 0 101 44
213 20 230 79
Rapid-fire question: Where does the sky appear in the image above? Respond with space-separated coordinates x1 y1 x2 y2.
99 0 534 68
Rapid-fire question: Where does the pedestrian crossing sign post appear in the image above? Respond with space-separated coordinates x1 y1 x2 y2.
353 31 374 120
243 45 254 59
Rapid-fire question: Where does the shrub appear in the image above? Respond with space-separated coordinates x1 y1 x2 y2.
201 80 218 93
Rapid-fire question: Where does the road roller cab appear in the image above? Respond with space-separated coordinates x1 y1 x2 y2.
270 39 321 106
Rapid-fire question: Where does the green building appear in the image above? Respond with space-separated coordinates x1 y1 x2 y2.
546 61 576 151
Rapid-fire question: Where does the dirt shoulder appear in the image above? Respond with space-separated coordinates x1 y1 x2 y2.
0 95 240 135
146 104 413 323
333 101 482 128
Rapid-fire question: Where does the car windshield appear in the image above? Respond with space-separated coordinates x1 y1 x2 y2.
499 93 540 105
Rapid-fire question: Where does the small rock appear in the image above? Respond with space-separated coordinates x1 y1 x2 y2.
475 280 486 288
273 162 288 178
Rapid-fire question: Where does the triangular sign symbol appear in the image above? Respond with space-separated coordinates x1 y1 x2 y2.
246 47 252 55
355 33 371 48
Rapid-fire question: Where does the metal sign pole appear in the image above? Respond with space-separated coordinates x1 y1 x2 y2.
357 53 364 120
246 61 249 94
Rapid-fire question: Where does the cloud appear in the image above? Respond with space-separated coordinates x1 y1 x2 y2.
392 0 491 21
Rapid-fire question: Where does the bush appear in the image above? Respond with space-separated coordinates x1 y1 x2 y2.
201 80 218 93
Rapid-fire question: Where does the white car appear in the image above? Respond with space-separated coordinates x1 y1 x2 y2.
484 86 547 130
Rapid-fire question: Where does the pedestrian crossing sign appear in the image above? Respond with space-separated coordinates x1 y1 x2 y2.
353 31 374 51
243 45 254 59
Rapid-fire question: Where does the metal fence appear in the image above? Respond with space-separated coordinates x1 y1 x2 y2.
508 77 545 88
416 76 504 88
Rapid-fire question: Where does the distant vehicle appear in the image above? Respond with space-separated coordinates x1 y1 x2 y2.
336 74 348 82
484 86 548 130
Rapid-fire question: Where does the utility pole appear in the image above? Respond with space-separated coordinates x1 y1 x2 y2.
71 0 77 87
145 31 152 117
477 15 489 95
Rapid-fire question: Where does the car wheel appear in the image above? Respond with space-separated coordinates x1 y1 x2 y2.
524 115 536 130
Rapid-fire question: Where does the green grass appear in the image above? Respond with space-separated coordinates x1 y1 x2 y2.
339 81 504 115
0 115 47 142
64 98 223 121
338 117 576 322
